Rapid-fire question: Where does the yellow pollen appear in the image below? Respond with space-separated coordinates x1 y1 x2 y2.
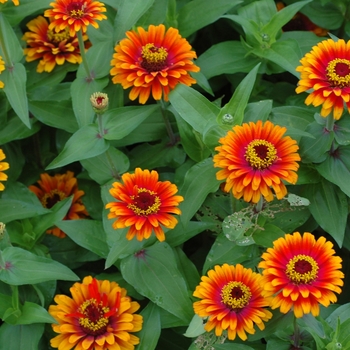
285 254 319 284
70 9 85 18
326 58 350 88
221 281 252 310
141 43 168 64
41 189 66 208
245 139 277 169
78 298 109 333
128 188 161 216
47 28 70 43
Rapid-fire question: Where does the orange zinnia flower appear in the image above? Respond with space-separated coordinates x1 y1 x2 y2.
258 232 344 318
213 120 300 204
296 38 350 120
44 0 107 37
193 264 272 341
105 168 184 242
22 16 90 73
29 171 88 238
49 276 143 350
0 149 9 191
0 0 19 5
110 24 200 104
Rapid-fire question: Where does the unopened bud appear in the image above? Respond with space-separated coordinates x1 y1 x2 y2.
90 92 109 113
0 223 5 239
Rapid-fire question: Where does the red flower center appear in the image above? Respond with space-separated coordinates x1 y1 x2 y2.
41 189 66 208
96 96 105 105
326 58 350 88
141 43 168 72
245 139 278 169
128 188 161 216
286 254 319 284
67 1 86 19
221 281 251 312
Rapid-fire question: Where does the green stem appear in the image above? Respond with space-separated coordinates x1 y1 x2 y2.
0 250 6 269
77 29 93 81
325 114 335 132
159 99 177 146
292 316 301 348
0 13 14 68
255 196 264 213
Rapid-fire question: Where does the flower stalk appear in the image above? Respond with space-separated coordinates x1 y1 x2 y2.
76 29 93 81
159 99 177 146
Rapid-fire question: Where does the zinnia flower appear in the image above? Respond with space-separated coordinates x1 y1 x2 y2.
22 16 90 73
0 149 9 191
44 0 107 37
193 263 272 341
0 56 5 89
29 171 88 238
0 0 19 5
258 232 344 318
49 276 143 350
110 24 200 104
105 168 184 242
213 120 300 204
296 38 350 120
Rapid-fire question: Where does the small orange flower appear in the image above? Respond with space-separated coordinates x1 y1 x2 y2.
193 264 272 341
22 16 90 73
0 149 9 191
49 276 143 350
110 24 200 104
29 171 88 238
296 38 350 120
106 168 183 242
258 232 344 318
0 0 19 5
0 55 5 89
213 120 300 204
44 0 107 37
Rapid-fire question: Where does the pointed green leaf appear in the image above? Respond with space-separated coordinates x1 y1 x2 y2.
46 124 109 169
10 302 55 325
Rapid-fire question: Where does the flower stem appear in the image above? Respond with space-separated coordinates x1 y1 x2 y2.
255 196 264 213
159 99 177 146
325 114 335 132
292 316 301 348
77 29 93 81
0 13 14 69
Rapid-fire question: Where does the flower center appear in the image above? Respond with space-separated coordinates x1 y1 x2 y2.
47 27 70 43
67 1 87 19
128 188 161 216
326 58 350 88
221 281 252 311
286 254 319 284
141 43 168 72
245 139 278 169
78 298 110 336
41 189 66 208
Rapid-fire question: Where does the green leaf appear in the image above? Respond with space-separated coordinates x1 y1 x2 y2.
197 41 260 79
137 302 161 350
113 0 155 42
2 63 30 128
46 124 109 169
0 247 79 285
70 77 109 127
214 344 255 350
103 105 159 140
179 158 220 226
184 314 205 338
222 212 253 242
80 147 130 185
326 303 350 329
0 323 44 350
6 302 55 325
253 223 286 248
169 84 220 134
120 242 193 322
177 0 242 37
303 179 347 247
56 220 109 258
29 100 79 133
217 63 260 127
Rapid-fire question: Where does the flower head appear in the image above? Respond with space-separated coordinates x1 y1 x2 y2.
0 56 5 89
193 264 272 341
44 0 107 37
49 276 143 350
0 149 9 191
106 168 184 242
22 16 90 73
29 171 88 238
296 38 350 120
213 120 300 204
0 0 19 5
258 232 344 318
90 92 109 113
110 24 200 104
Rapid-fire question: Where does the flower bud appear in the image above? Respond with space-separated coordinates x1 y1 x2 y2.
90 92 109 113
